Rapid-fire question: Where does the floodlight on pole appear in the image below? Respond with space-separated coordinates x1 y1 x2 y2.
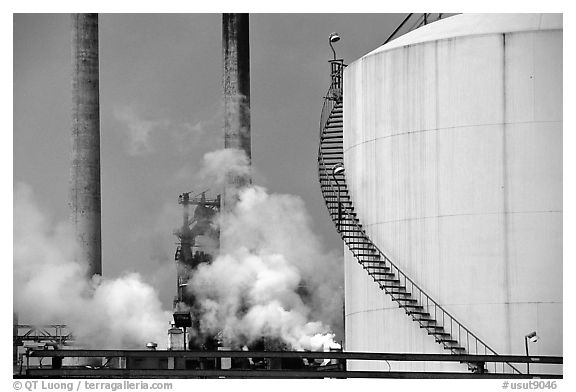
524 331 539 374
173 311 192 351
329 32 340 60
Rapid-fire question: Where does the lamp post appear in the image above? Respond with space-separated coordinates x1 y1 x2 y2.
173 311 192 351
332 163 345 232
329 32 340 61
525 331 539 375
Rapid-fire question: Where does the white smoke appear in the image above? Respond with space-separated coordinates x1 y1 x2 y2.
114 106 167 156
13 183 171 349
114 105 208 156
199 148 250 187
186 149 343 351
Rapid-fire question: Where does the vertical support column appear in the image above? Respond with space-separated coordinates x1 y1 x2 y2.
222 13 251 213
70 13 102 278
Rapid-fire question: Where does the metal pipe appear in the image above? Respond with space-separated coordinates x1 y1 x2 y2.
222 13 251 212
70 13 101 278
384 13 413 44
525 336 530 374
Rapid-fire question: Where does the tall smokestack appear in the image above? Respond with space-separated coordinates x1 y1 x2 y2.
70 14 102 277
222 13 251 212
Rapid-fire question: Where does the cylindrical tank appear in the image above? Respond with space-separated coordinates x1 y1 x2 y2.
343 14 562 372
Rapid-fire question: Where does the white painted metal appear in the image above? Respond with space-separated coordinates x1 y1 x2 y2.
343 13 562 373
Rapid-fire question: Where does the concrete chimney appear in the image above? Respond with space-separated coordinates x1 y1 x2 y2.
222 13 251 212
70 13 102 277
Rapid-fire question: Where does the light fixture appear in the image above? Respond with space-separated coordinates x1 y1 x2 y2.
332 163 345 176
526 331 539 343
524 331 539 374
173 311 192 328
329 32 341 60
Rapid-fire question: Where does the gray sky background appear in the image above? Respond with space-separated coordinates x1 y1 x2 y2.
13 13 410 314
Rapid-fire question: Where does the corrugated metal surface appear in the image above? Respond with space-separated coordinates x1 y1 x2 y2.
343 14 562 372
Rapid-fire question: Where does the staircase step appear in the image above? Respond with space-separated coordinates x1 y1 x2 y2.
379 285 406 291
413 318 436 323
322 189 348 194
374 277 400 283
370 272 395 278
368 265 392 271
350 246 375 251
389 290 411 295
408 311 431 316
429 332 451 337
392 298 418 303
402 304 425 310
330 211 356 217
362 260 387 265
421 325 445 330
355 250 378 255
437 338 458 343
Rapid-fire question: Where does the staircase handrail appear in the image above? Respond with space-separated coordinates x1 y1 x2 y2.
317 62 522 374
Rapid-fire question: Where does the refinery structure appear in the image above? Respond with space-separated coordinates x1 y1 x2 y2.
13 13 562 378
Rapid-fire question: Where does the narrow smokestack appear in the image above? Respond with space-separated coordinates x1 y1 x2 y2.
222 13 251 211
70 13 102 277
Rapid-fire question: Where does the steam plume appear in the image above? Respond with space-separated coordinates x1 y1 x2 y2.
13 183 171 349
187 149 343 351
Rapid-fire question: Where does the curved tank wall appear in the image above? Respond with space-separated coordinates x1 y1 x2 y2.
342 13 562 372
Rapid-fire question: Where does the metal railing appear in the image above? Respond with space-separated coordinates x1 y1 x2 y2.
19 349 561 379
317 61 522 375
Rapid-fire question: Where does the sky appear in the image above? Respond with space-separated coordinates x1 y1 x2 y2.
13 13 411 314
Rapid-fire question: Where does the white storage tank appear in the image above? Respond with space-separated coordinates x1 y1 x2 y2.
342 13 562 372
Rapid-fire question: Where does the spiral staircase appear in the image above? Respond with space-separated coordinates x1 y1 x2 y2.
317 59 521 375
